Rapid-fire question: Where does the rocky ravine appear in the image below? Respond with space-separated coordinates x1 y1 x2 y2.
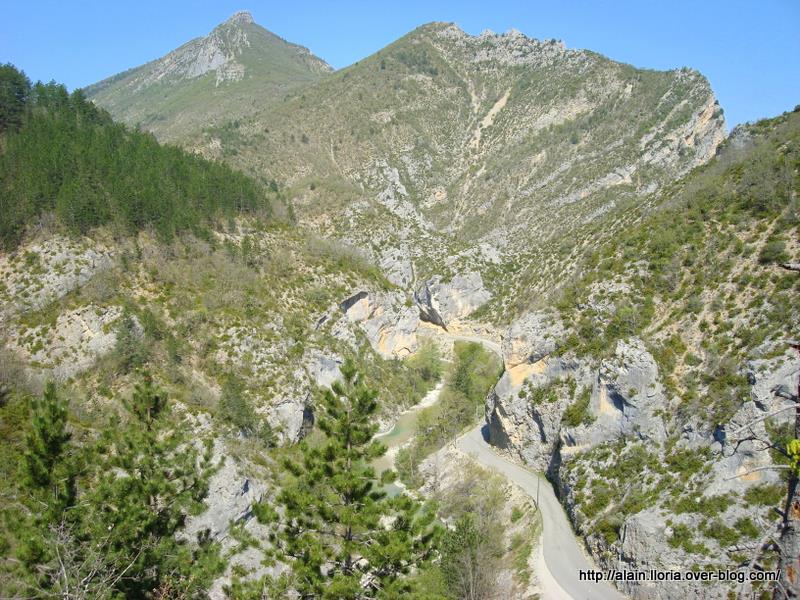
5 234 788 599
159 277 794 598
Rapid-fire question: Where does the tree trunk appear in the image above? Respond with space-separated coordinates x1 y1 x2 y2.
778 476 800 598
776 363 800 598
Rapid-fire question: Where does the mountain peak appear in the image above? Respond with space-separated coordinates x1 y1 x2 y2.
84 8 332 142
224 10 254 27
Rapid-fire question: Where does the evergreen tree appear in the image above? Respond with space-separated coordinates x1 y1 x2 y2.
274 359 438 598
22 381 72 495
0 63 31 133
5 375 223 598
14 382 76 577
76 373 222 597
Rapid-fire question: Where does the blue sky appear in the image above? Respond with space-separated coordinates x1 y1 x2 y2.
1 0 798 128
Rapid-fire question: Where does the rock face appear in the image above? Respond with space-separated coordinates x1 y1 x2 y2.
7 305 139 381
183 440 267 541
0 236 113 319
487 355 589 472
379 246 414 288
306 349 343 389
612 508 702 600
488 338 671 468
340 290 419 358
487 331 799 599
414 272 491 329
263 370 314 445
575 338 668 446
704 351 799 495
502 311 565 368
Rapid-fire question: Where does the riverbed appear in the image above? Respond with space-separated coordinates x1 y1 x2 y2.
373 381 445 493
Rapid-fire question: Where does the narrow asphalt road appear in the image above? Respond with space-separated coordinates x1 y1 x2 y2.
426 328 625 598
444 331 503 357
456 425 625 600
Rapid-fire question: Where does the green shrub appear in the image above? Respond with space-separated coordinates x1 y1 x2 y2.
668 523 709 555
594 515 623 544
758 240 788 264
562 388 594 427
743 483 785 507
734 517 759 539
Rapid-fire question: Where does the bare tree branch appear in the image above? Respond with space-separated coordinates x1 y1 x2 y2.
725 465 792 481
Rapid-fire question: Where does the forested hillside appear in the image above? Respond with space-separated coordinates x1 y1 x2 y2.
0 64 273 250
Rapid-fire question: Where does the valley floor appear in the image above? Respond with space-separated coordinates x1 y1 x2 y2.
393 327 626 599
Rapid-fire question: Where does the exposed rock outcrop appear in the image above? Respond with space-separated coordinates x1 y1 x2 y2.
489 338 669 468
262 372 314 445
414 272 491 330
487 330 798 600
305 349 343 389
0 237 113 318
501 311 565 368
487 355 590 472
340 290 419 358
705 351 799 495
7 305 139 381
183 439 286 599
579 338 668 446
183 440 267 542
379 246 414 288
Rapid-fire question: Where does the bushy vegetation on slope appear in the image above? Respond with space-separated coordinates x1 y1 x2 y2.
0 64 273 250
558 108 800 425
552 109 799 583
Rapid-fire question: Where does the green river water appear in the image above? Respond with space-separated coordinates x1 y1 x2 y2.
373 382 444 496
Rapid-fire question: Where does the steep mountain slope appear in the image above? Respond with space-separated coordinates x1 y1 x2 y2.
84 11 331 143
164 21 725 319
0 67 471 597
486 108 800 599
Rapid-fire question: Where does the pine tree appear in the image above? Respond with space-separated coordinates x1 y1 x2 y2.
0 63 31 133
76 373 222 597
5 378 223 598
274 359 438 598
14 382 76 575
22 381 71 495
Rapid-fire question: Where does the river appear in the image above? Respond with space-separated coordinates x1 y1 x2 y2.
372 332 626 600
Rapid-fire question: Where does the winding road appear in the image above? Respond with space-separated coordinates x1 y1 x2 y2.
379 328 624 597
438 329 625 599
457 426 625 600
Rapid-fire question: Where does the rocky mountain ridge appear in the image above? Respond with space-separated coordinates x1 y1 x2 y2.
87 15 726 323
85 11 331 142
